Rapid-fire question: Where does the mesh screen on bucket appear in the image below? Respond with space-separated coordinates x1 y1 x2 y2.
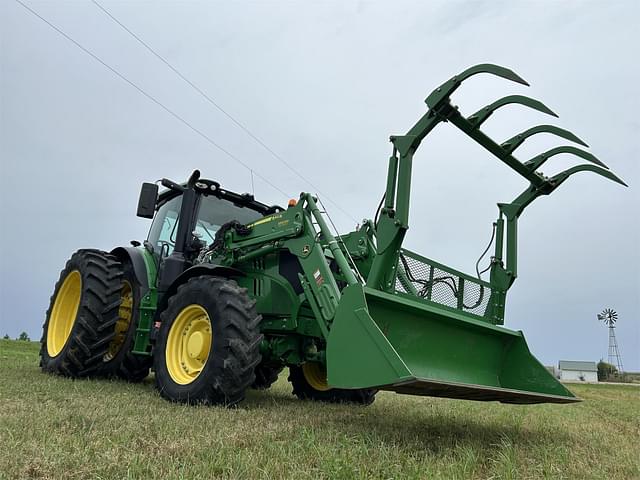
395 250 492 318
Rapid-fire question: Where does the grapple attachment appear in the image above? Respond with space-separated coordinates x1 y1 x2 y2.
325 64 625 404
422 63 626 193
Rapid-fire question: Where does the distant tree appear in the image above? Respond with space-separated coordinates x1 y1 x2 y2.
2 334 9 340
18 332 30 342
597 360 617 381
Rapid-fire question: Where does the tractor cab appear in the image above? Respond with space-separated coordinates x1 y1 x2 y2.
136 170 282 294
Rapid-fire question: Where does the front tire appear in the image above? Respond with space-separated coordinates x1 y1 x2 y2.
251 362 284 390
40 249 123 377
154 276 262 406
289 363 377 405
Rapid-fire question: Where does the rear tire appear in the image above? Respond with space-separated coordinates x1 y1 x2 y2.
289 363 377 406
40 249 123 377
98 262 152 382
154 276 262 406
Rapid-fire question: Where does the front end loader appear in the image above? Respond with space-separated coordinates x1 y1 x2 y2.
40 64 625 407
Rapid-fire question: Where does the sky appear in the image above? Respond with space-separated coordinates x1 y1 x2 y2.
1 0 638 370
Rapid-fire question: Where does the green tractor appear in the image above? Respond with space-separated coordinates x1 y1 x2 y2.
41 64 625 406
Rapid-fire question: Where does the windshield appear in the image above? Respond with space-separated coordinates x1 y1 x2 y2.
147 194 263 254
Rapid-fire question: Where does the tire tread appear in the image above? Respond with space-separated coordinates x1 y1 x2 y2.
40 249 123 377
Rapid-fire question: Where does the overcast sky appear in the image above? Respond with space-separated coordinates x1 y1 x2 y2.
1 0 638 371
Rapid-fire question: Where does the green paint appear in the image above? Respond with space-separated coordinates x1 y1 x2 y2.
132 247 158 355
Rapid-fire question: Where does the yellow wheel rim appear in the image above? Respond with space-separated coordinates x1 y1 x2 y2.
166 304 213 385
302 362 330 391
105 281 133 362
47 270 82 357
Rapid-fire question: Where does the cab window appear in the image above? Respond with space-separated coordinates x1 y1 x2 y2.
147 194 262 255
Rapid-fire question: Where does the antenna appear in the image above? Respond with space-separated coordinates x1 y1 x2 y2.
598 308 624 374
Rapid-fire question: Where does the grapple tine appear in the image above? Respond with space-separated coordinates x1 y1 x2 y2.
524 146 608 172
467 95 557 128
501 125 589 155
459 64 529 86
425 64 529 109
550 165 628 189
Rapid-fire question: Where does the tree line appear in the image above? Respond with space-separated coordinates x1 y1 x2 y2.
2 332 30 341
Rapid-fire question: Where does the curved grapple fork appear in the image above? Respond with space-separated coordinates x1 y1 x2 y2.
549 164 627 189
524 146 608 172
416 64 565 187
467 95 557 129
413 63 626 190
501 125 588 155
513 164 627 214
425 64 529 109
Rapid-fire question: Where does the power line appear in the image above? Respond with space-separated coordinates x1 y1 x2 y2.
14 0 291 198
91 0 358 224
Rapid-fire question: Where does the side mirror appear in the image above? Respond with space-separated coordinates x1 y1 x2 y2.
137 182 158 219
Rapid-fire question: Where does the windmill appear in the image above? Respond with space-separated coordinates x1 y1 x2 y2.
597 308 624 374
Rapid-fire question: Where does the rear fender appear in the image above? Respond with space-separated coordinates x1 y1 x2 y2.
110 246 150 295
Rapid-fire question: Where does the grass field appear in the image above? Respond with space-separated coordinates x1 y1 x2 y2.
1 339 638 479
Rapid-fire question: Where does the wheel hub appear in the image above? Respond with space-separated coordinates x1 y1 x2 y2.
187 331 206 359
166 304 213 385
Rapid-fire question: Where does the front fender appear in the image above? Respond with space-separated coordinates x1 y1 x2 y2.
156 264 245 318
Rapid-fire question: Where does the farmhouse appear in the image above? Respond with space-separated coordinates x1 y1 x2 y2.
558 361 598 382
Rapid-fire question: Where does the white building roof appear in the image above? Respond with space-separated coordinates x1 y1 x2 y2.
558 360 597 372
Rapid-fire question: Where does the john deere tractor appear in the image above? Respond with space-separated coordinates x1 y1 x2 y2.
41 64 625 406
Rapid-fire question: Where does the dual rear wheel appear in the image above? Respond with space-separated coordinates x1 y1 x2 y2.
40 249 151 380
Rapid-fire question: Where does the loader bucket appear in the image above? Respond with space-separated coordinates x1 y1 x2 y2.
326 284 578 404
